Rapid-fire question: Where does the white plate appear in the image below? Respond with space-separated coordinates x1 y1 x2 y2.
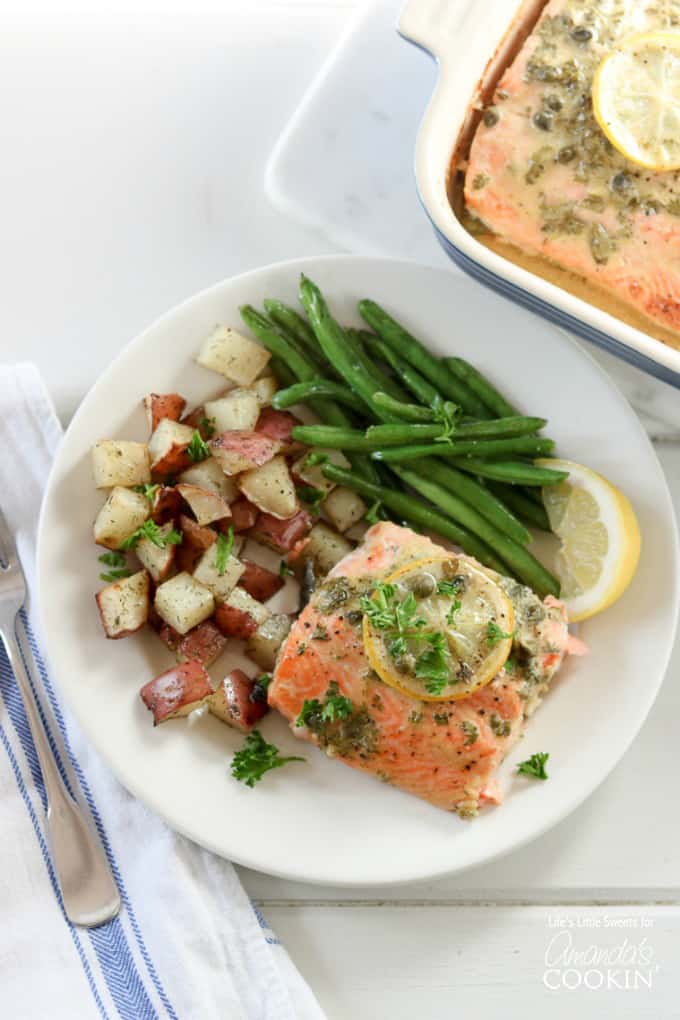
37 255 678 887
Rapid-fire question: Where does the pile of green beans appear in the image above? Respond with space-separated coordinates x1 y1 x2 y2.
240 277 564 597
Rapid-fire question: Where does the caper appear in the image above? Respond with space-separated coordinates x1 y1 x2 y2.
557 145 576 163
346 609 363 625
545 94 562 111
409 572 436 598
571 26 592 42
483 107 499 127
611 172 632 192
394 653 416 676
533 111 552 131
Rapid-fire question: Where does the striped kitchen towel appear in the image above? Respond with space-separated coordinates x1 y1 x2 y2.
0 363 324 1020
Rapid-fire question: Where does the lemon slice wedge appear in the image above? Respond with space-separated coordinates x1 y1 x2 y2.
362 555 514 703
536 459 641 622
593 30 680 171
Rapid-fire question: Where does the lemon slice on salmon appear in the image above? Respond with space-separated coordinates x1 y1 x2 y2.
593 31 680 171
536 459 641 622
362 555 514 703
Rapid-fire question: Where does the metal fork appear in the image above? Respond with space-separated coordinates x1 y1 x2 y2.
0 506 120 927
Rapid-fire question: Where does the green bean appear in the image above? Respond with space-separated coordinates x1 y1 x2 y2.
344 329 410 404
373 392 437 422
391 467 560 597
291 425 376 451
453 416 547 439
373 436 555 463
358 299 490 418
365 337 443 406
299 277 399 422
321 464 508 574
366 423 448 445
406 461 530 546
272 379 365 413
263 299 318 354
443 356 518 418
451 458 569 486
487 482 551 531
269 356 297 389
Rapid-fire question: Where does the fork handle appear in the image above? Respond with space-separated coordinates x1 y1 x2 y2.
1 626 121 927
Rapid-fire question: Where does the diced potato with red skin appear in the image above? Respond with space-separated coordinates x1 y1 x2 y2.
197 325 270 386
323 485 367 533
177 483 231 527
239 560 284 603
214 587 270 639
249 376 278 407
154 572 215 635
178 458 238 503
246 614 292 671
255 408 304 455
156 620 182 654
175 514 216 572
291 448 350 496
209 430 280 476
238 455 297 520
181 404 217 434
207 669 268 732
250 508 312 553
288 522 354 577
176 620 227 667
204 389 260 433
93 486 149 550
135 521 177 582
192 546 245 604
96 570 150 639
91 441 151 489
140 661 212 726
148 419 196 477
229 497 259 533
150 485 182 524
143 393 187 433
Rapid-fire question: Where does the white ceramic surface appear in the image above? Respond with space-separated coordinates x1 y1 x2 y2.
37 255 678 886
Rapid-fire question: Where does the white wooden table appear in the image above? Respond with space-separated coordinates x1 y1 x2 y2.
1 1 678 1015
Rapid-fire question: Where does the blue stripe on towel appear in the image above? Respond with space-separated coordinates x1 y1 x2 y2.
0 721 110 1020
19 612 178 1020
0 631 170 1020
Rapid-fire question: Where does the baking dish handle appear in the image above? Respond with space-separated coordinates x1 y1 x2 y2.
398 0 475 60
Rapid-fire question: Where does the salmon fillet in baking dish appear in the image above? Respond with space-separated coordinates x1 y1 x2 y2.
269 523 580 817
465 0 680 341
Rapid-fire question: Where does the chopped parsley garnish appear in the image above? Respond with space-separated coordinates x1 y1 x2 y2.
214 528 234 575
99 551 126 568
460 720 479 746
279 560 294 578
431 397 461 439
446 599 462 627
186 430 211 463
199 416 217 439
296 682 353 727
120 520 182 550
133 483 161 504
489 712 511 738
517 751 549 780
486 620 514 646
303 451 328 468
415 632 450 695
437 578 464 597
230 730 305 788
99 568 133 583
296 485 325 514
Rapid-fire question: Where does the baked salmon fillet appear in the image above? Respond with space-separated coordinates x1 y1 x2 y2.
465 0 680 341
269 523 580 817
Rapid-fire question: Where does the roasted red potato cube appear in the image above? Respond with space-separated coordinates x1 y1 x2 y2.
176 620 227 667
150 485 182 524
246 613 292 671
156 621 182 654
144 393 187 433
239 559 284 603
95 570 150 639
250 509 312 553
176 513 216 572
228 497 259 533
177 483 230 527
148 419 195 477
255 408 303 455
214 588 270 640
207 669 269 732
140 661 212 725
209 430 280 476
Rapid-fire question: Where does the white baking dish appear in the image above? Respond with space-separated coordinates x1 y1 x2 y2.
398 0 680 388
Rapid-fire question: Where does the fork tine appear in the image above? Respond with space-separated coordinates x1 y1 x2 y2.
0 504 20 572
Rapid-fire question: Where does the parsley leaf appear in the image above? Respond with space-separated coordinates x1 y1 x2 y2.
364 500 383 525
415 632 450 695
133 483 160 504
230 730 305 788
214 528 234 575
303 451 328 468
187 430 211 463
99 568 133 583
98 551 126 568
517 751 549 780
486 620 514 646
279 560 294 578
437 578 464 598
199 416 217 439
295 682 353 727
120 520 182 550
446 599 462 627
296 698 323 728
